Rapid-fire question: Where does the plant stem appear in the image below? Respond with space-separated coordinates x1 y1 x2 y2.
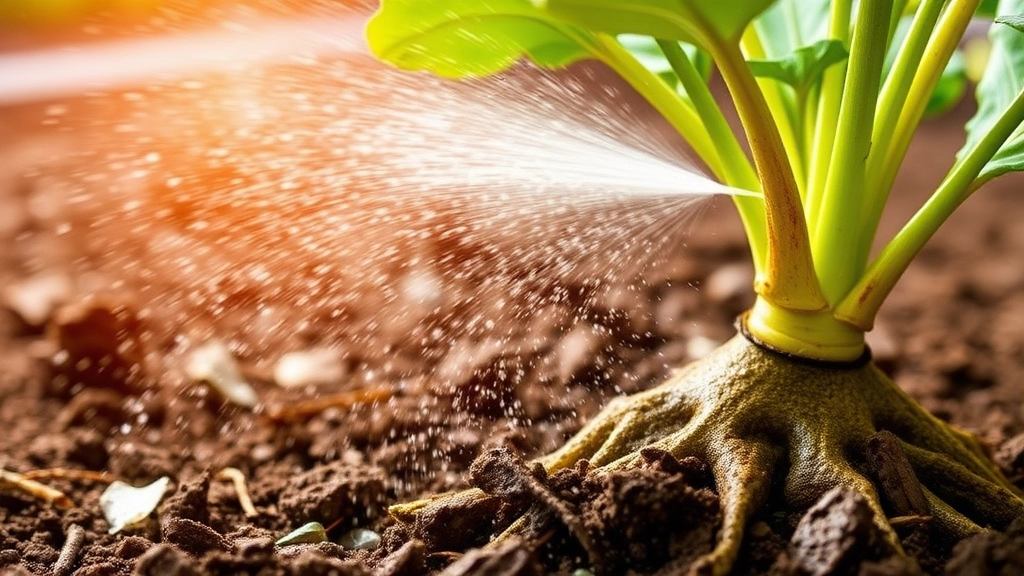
886 0 911 54
795 87 811 179
706 36 826 312
805 0 852 237
654 39 767 272
864 0 980 225
860 0 946 250
740 27 807 199
803 84 819 173
837 84 1024 330
811 0 894 304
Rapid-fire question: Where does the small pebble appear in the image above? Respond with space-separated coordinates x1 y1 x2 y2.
866 321 900 371
2 271 72 327
338 528 381 551
273 348 345 389
554 324 607 382
250 443 276 463
685 334 720 360
996 432 1024 474
185 341 258 408
704 263 753 305
399 267 444 306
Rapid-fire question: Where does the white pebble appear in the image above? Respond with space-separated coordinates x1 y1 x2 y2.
399 267 443 306
704 263 753 304
686 335 720 360
99 476 170 534
273 348 345 389
2 271 72 326
338 528 381 550
185 341 258 408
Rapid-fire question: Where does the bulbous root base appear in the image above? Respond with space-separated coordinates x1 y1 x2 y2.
537 333 1024 573
395 333 1024 575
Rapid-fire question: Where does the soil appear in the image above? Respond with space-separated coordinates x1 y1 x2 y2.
3 26 1024 576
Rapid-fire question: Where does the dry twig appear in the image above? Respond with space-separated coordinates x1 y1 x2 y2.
23 468 112 484
0 468 75 509
263 386 398 422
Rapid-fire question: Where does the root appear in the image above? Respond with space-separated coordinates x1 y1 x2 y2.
394 332 1024 575
697 437 779 575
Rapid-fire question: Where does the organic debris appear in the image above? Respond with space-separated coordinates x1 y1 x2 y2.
51 524 86 576
264 386 399 422
21 468 112 483
275 522 328 546
866 430 932 525
0 467 74 509
437 538 540 576
185 341 259 409
214 467 258 517
99 476 171 534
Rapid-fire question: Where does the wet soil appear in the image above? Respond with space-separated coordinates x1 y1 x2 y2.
2 49 1024 576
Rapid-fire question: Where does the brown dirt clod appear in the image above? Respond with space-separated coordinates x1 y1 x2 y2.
787 487 887 576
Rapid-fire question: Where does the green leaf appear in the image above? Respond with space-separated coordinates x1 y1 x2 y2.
366 0 598 78
960 5 1024 181
538 0 775 48
996 14 1024 31
978 0 1004 18
617 35 711 95
753 0 833 59
747 40 848 91
617 34 678 87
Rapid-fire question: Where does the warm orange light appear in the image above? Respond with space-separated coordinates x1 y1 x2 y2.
0 0 161 25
